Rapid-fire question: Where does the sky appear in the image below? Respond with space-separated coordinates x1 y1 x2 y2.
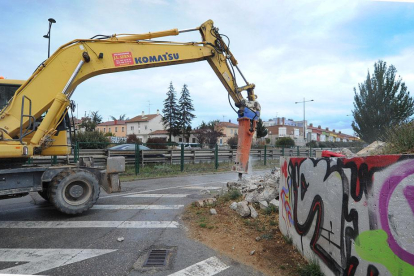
1 0 414 136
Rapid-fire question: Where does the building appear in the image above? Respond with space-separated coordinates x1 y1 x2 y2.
96 120 126 137
126 110 163 143
215 121 238 145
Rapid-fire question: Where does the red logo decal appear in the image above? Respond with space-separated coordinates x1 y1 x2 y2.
112 52 134 67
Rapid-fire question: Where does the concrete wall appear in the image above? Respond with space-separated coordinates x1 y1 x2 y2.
279 156 414 276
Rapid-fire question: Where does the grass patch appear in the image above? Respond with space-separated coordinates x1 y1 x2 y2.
199 223 207 228
298 260 324 276
260 233 273 240
120 159 280 181
283 235 293 245
263 204 278 215
270 220 278 226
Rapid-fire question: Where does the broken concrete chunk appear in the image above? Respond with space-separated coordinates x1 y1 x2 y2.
249 205 258 219
205 198 217 205
245 190 264 203
230 202 238 210
250 250 255 256
227 181 241 189
269 199 279 211
246 184 258 192
210 208 217 215
195 200 204 207
255 236 261 241
260 187 277 202
236 201 251 217
117 237 124 242
259 200 269 210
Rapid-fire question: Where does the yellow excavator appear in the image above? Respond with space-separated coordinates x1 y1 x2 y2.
0 20 260 214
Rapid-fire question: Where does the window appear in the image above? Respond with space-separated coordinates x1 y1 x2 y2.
131 126 134 130
115 127 118 132
192 138 196 143
109 127 111 133
103 128 106 132
220 139 223 145
122 127 124 132
145 126 147 130
231 129 233 134
179 138 183 142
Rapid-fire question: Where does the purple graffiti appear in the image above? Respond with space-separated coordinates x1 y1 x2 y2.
404 186 414 217
379 159 414 266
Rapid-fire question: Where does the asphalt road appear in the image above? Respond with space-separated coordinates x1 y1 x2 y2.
0 171 269 276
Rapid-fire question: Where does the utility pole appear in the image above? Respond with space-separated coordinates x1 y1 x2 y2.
295 98 314 141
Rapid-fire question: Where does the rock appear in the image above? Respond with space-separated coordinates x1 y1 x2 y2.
236 201 251 217
249 205 258 219
245 191 264 203
246 184 258 192
259 200 268 210
227 181 241 189
341 148 357 158
250 250 255 255
210 208 217 215
200 189 211 195
357 141 387 156
117 237 124 242
269 199 279 211
205 198 216 205
260 187 277 202
230 202 238 210
255 236 261 241
195 200 204 207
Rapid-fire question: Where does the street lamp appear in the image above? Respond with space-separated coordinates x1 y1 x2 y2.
43 18 56 58
295 98 314 141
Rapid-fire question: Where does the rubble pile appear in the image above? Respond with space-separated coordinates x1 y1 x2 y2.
227 168 280 218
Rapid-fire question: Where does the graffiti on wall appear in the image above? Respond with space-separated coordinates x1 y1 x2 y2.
279 155 414 276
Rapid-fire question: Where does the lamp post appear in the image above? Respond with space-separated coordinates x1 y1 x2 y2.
295 98 314 141
43 18 56 58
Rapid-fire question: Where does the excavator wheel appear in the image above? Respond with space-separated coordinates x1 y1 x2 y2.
48 169 100 215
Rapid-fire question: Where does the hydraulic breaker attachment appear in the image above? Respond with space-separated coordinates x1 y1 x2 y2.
233 118 257 178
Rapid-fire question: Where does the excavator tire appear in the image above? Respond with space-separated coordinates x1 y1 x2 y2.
48 169 100 215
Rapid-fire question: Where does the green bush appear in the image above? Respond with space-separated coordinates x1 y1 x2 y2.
146 137 168 149
276 137 295 147
74 131 109 149
383 120 414 154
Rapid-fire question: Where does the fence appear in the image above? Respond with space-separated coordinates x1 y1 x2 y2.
28 143 363 175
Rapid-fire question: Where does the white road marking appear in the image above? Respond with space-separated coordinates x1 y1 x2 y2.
0 221 179 229
92 204 183 210
100 181 228 199
123 194 189 198
180 186 224 190
0 248 115 275
168 256 230 276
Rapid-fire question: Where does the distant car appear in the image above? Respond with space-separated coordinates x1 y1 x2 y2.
106 144 165 158
176 142 202 150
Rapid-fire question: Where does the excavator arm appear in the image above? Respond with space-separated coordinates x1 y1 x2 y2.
0 19 259 174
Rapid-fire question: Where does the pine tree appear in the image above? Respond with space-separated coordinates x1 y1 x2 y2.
162 82 180 142
352 60 414 143
179 84 196 141
256 118 268 138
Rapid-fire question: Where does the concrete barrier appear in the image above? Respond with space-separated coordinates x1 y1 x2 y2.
279 156 414 276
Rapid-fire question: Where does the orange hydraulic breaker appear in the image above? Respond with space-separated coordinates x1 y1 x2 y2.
232 117 256 177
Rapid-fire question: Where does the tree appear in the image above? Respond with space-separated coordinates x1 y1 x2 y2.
126 134 142 144
162 82 180 141
227 134 238 149
352 60 414 143
80 110 102 131
193 120 224 148
74 131 109 149
178 84 196 141
110 114 126 121
256 118 268 138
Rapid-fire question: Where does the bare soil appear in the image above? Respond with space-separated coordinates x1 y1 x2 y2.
182 198 307 276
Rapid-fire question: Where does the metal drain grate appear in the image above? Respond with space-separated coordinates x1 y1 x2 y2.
143 249 169 267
